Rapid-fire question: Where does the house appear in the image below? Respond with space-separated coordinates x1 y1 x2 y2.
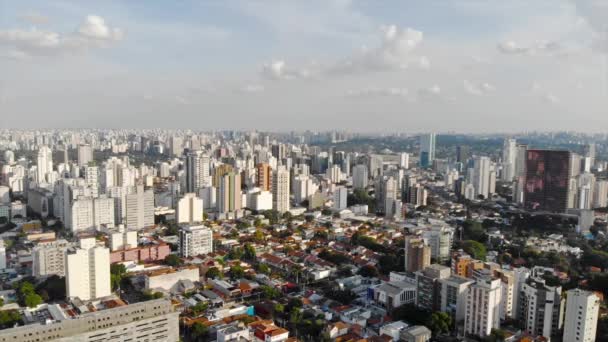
209 279 241 297
400 325 432 342
326 321 350 339
249 320 289 342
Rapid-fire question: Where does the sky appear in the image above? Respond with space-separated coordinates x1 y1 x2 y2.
0 0 607 133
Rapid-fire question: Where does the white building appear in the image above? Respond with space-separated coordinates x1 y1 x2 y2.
176 193 204 224
293 175 315 204
272 166 290 213
464 273 502 337
419 133 436 167
77 144 93 167
326 164 342 183
125 184 154 230
439 275 474 322
0 240 5 269
422 226 453 262
563 289 600 342
179 225 213 257
36 145 53 184
501 138 517 181
65 238 111 301
471 156 493 199
32 239 69 277
520 277 564 339
333 186 348 211
109 230 138 251
399 152 410 169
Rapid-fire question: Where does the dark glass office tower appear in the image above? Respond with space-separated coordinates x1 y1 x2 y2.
524 150 571 212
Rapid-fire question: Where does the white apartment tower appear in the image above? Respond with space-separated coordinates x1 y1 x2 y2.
65 238 111 301
352 164 369 190
563 289 600 342
501 138 517 181
464 273 502 337
36 145 53 184
125 184 154 230
78 144 93 167
272 166 290 213
176 193 204 224
32 239 69 277
179 225 213 257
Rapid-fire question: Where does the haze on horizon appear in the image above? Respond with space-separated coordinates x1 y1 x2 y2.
0 0 607 132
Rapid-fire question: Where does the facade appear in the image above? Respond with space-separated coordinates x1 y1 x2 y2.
373 281 417 310
32 239 69 277
524 150 571 212
520 277 564 339
217 172 242 215
36 145 53 184
472 156 493 199
352 164 368 190
422 226 453 262
464 273 502 337
77 144 93 167
176 193 204 224
110 242 171 263
415 264 450 311
404 236 431 272
65 239 111 301
125 184 154 230
563 289 600 342
256 163 273 191
333 186 347 211
185 150 211 193
439 275 474 322
419 133 436 168
179 225 213 257
272 166 290 213
0 299 179 342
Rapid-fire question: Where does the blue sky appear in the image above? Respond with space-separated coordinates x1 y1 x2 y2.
0 0 606 132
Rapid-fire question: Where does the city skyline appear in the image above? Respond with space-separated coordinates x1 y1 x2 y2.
0 0 607 132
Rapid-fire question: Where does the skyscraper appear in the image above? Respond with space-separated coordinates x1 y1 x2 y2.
217 171 242 214
37 145 53 184
333 186 347 211
501 138 517 181
456 145 469 164
524 150 571 212
419 133 436 168
272 166 290 213
352 164 368 190
464 272 502 338
185 150 210 193
77 144 93 167
472 156 493 199
520 277 564 339
256 163 272 191
404 236 431 272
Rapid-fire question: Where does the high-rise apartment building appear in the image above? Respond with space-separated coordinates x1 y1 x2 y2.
415 264 450 311
179 225 213 257
77 143 93 167
520 277 564 339
36 145 53 184
256 163 273 191
563 289 600 342
404 236 431 272
333 186 347 211
272 166 290 213
525 150 571 212
464 271 502 337
439 275 474 322
217 172 242 215
65 238 111 301
176 193 204 224
125 184 154 229
352 164 369 190
502 138 517 181
32 239 69 277
185 150 210 193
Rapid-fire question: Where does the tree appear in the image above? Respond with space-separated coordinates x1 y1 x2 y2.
190 322 209 341
426 312 451 336
254 230 265 243
229 265 245 280
205 267 222 279
165 254 183 267
110 264 127 291
191 301 209 315
260 285 281 299
262 210 279 225
358 265 379 278
24 293 43 308
461 240 487 261
256 263 270 275
0 310 20 329
243 243 256 261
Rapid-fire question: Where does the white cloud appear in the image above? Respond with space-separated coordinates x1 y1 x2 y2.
78 15 123 41
241 84 265 93
463 80 496 96
346 86 408 98
261 60 312 80
498 40 562 55
331 25 425 74
417 85 443 101
573 0 608 52
0 15 123 58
